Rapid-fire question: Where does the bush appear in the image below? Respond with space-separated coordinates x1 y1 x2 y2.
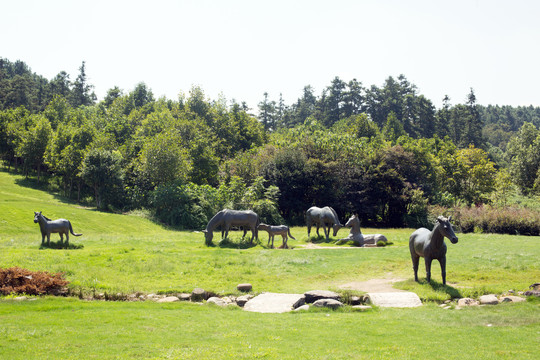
0 267 69 296
431 205 540 236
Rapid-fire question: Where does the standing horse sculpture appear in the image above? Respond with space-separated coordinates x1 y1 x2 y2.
305 206 343 240
409 216 458 285
203 209 259 246
335 214 387 246
258 223 295 249
34 211 82 248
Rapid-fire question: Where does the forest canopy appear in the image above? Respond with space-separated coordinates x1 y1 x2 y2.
1 57 539 229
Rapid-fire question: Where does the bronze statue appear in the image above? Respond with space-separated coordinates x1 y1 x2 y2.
409 216 458 285
305 206 343 240
202 209 259 246
34 211 82 248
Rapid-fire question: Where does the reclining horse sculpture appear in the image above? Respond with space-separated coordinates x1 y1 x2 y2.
203 209 259 246
335 214 387 246
34 211 82 248
409 215 458 285
305 206 343 240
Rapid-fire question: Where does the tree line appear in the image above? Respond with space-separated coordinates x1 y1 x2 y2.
1 58 539 229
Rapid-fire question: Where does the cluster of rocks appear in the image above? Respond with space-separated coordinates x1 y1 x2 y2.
438 293 529 310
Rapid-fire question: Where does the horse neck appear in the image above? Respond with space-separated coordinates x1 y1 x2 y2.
206 213 222 231
430 222 444 247
37 215 48 230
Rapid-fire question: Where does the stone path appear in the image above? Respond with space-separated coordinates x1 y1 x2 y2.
366 292 422 308
243 293 305 313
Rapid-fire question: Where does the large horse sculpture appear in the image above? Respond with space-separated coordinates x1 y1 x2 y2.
203 209 259 246
335 214 387 246
305 206 343 240
409 216 458 285
34 211 82 248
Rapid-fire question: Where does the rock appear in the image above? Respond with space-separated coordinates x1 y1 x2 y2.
156 296 180 303
294 304 310 311
479 294 498 305
367 292 422 308
499 295 526 303
207 297 227 307
304 290 341 303
179 293 191 301
244 293 305 313
457 298 479 307
13 296 27 301
237 283 252 292
235 295 253 307
191 288 207 302
352 305 372 311
349 296 362 305
529 282 540 291
312 299 343 309
221 296 233 304
524 290 540 297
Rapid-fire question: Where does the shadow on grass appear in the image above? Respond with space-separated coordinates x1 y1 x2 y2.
307 235 335 244
39 241 84 250
422 279 463 298
215 237 260 249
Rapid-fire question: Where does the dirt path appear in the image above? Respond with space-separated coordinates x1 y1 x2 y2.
295 243 378 250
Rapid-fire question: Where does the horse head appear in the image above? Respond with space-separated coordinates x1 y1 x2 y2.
345 214 359 228
34 211 41 223
332 222 344 236
202 229 213 246
437 216 458 244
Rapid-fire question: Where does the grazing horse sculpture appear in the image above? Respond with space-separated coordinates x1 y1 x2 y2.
203 209 259 246
305 206 343 240
34 211 82 248
335 214 387 246
258 223 296 249
409 216 458 285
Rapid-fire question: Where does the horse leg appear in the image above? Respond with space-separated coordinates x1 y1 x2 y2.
60 233 64 247
425 257 433 283
324 225 330 241
316 224 320 238
46 233 51 246
41 233 45 245
65 231 69 248
439 256 447 285
411 254 420 282
282 234 287 249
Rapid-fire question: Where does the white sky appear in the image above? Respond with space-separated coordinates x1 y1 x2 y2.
2 0 539 111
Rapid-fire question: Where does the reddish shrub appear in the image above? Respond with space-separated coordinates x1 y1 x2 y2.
0 267 69 296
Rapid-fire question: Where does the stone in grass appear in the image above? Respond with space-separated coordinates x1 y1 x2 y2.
236 295 253 307
191 288 207 302
294 304 310 311
499 295 526 303
312 298 343 309
304 290 341 303
457 298 479 307
157 296 180 303
207 297 227 307
237 283 252 292
179 293 191 301
352 305 372 311
479 294 498 305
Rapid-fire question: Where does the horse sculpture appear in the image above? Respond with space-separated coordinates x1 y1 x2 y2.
258 223 295 249
409 216 458 285
335 214 387 246
203 209 259 246
305 206 343 240
34 211 82 248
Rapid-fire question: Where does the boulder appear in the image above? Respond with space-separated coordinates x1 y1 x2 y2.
237 283 252 292
479 294 498 305
499 295 526 303
206 297 227 307
349 295 362 306
312 298 343 309
294 304 310 311
191 288 207 302
235 295 253 307
304 290 341 303
457 298 479 307
179 293 191 301
352 305 372 311
244 293 305 313
156 296 180 303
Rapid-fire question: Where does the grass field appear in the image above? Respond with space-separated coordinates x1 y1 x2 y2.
1 170 539 359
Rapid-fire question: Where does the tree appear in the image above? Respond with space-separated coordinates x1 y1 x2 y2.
16 115 52 182
382 112 405 143
506 122 540 195
71 61 96 107
80 148 125 210
453 145 496 205
258 92 276 131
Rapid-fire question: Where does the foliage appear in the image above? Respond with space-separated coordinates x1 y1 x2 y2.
0 267 68 295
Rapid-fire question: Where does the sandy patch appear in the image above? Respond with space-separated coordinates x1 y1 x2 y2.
339 278 406 293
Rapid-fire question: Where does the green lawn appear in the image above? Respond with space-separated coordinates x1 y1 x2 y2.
1 170 539 359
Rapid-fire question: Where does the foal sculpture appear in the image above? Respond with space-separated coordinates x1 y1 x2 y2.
34 211 82 248
305 206 343 240
203 209 259 246
409 216 458 285
335 214 387 246
258 223 295 249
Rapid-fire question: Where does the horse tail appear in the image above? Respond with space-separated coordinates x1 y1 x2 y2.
288 227 296 240
69 222 82 236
